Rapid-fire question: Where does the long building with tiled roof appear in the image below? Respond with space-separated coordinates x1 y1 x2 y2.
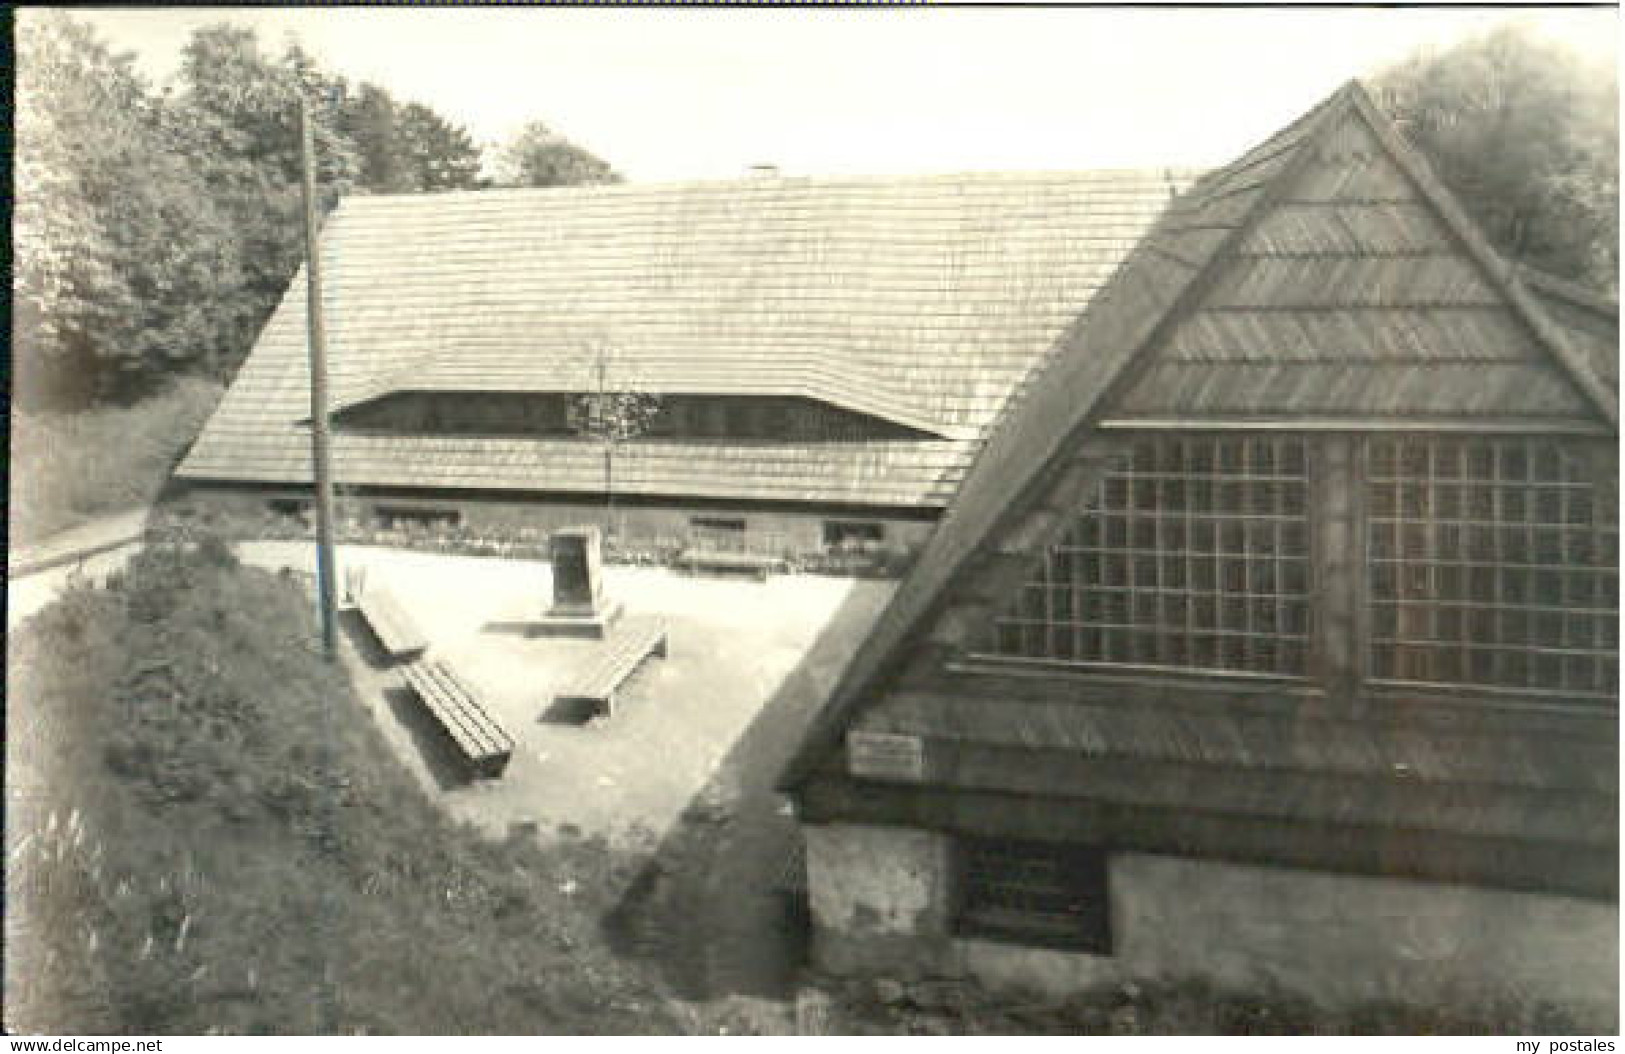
179 168 1197 550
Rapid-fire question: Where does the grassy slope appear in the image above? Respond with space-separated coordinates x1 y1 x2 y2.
10 378 225 545
7 536 683 1035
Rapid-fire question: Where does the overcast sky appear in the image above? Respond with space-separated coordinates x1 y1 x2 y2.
64 5 1620 182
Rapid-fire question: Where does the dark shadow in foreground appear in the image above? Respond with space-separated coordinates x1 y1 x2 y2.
602 579 889 1002
379 686 478 792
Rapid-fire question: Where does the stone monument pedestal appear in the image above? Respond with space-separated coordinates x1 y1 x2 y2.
532 526 622 639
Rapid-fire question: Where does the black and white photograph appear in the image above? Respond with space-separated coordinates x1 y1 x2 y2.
7 3 1619 1038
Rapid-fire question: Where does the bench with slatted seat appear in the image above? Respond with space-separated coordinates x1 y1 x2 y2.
555 616 670 717
354 584 429 662
401 658 515 778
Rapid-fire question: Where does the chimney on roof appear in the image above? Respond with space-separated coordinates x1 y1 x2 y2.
747 163 781 178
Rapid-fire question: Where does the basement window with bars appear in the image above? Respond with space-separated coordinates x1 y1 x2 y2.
955 838 1112 954
986 435 1313 677
1366 436 1619 698
376 505 461 531
824 520 886 549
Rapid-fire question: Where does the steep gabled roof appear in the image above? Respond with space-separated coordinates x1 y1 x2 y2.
1110 86 1616 425
179 169 1195 507
780 80 1619 790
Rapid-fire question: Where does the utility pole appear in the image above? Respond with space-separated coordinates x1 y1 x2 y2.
599 348 613 539
300 92 340 659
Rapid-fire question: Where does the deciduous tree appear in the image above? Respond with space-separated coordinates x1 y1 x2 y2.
342 86 483 193
493 120 621 188
15 13 241 405
343 82 412 193
1374 24 1618 292
16 13 627 406
165 26 360 380
567 342 662 537
396 102 484 191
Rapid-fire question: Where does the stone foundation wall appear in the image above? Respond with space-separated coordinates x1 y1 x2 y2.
804 822 1619 1026
805 824 954 976
172 484 936 560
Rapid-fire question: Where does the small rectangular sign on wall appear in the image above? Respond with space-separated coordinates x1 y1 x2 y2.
846 730 926 782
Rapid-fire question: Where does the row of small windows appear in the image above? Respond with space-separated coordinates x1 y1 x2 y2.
1367 435 1593 483
1027 552 1311 594
1076 518 1310 561
1370 523 1613 565
1369 484 1598 525
1125 434 1308 478
1102 480 1309 518
1010 589 1312 635
264 498 888 552
984 433 1618 699
339 393 923 442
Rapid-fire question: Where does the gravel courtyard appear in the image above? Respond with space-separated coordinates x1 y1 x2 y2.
237 542 894 853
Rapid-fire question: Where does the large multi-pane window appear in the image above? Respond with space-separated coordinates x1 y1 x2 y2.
980 429 1617 701
1367 436 1618 698
985 435 1312 677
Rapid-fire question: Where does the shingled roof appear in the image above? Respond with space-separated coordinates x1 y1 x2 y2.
779 80 1619 796
178 168 1195 507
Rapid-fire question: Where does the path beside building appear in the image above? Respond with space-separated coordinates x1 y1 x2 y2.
7 508 151 630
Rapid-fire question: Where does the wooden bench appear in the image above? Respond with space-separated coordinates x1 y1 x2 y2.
401 658 515 778
675 548 786 582
355 585 429 661
555 616 670 717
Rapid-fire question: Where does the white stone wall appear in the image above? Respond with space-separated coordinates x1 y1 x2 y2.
1108 852 1618 1020
804 823 1619 1026
185 485 937 556
804 823 953 975
806 823 951 936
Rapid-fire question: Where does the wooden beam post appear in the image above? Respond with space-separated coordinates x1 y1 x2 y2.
1311 434 1364 707
299 93 340 659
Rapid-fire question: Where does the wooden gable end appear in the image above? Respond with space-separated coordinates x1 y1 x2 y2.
785 83 1617 898
802 422 1618 897
1110 108 1607 427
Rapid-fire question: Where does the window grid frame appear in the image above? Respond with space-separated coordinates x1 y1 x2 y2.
985 434 1314 679
1365 435 1618 699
